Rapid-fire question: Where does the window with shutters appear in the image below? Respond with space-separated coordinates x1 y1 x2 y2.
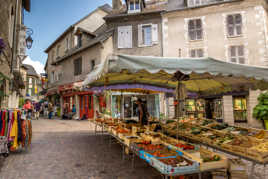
229 45 245 64
74 58 82 76
118 26 132 49
188 19 203 41
227 14 242 37
138 24 158 47
190 49 204 58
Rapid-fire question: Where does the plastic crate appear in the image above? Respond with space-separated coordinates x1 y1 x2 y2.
150 156 200 175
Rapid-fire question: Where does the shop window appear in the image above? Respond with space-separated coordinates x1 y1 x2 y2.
188 19 203 41
190 49 204 57
74 58 82 76
229 45 245 64
233 96 247 122
227 14 242 37
185 99 205 118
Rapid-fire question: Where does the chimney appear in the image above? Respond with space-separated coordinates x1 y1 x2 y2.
112 0 122 10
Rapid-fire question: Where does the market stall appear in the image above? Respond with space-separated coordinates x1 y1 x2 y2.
83 54 268 178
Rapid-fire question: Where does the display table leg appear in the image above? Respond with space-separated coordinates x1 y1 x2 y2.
131 153 135 169
198 172 202 179
250 162 256 179
264 164 266 179
95 123 97 135
122 145 125 160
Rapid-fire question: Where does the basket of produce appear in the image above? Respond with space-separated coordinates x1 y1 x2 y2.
248 142 268 162
150 155 200 175
198 147 227 171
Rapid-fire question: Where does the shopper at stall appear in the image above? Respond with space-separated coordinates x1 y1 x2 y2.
136 98 149 126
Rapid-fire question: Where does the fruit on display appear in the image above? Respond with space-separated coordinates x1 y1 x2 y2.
254 130 266 139
251 142 268 153
191 127 201 135
175 143 195 150
159 156 192 167
211 123 228 130
202 120 213 126
202 155 221 162
115 127 129 134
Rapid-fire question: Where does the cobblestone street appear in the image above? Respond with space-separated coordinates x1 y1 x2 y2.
0 118 161 179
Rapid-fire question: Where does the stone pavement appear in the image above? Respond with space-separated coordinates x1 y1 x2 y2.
0 118 161 179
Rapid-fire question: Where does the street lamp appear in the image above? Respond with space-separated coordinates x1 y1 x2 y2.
25 28 33 49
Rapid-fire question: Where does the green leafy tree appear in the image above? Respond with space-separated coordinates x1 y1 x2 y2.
253 92 268 129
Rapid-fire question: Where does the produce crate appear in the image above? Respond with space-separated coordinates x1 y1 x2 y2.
124 136 141 147
149 156 200 175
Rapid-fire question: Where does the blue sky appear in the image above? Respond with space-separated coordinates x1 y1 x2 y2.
24 0 112 68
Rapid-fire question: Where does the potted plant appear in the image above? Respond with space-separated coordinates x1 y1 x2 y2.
253 92 268 129
0 37 5 54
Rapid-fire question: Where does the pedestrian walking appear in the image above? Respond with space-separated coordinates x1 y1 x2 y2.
48 102 53 119
23 99 33 119
34 102 41 120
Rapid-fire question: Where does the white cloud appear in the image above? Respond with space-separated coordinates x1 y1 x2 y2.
23 56 45 74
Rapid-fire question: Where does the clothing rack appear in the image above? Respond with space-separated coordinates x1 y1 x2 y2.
0 109 32 157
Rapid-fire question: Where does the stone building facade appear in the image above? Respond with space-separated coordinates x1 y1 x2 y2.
162 0 268 127
21 64 41 101
45 4 113 119
105 0 166 56
0 0 31 108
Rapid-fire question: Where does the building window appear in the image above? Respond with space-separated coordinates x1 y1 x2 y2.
51 71 54 83
29 77 32 84
188 0 206 7
91 60 95 71
77 34 82 48
190 49 204 57
229 45 245 64
227 14 242 37
66 38 69 51
142 25 152 46
74 58 82 76
188 19 203 41
128 0 140 13
57 45 60 57
233 96 247 122
138 24 158 47
118 26 132 48
51 50 55 62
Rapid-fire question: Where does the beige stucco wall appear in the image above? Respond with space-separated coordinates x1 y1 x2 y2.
162 0 268 66
76 9 107 33
46 8 109 87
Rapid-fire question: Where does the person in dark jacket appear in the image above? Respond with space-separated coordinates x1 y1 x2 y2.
136 98 149 126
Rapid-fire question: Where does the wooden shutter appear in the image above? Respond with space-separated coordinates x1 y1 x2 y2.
152 24 158 45
138 24 143 47
118 27 125 48
125 26 132 48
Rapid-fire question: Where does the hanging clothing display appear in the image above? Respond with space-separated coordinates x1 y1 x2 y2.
0 109 32 152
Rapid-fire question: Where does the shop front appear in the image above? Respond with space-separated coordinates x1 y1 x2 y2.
111 92 160 120
79 92 94 119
